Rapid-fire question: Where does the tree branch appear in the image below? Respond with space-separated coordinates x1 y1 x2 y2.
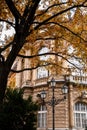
18 52 61 59
17 52 81 70
0 19 15 28
11 59 81 73
43 22 87 42
5 0 21 19
35 2 68 17
0 41 14 54
34 2 87 30
33 21 86 42
23 0 40 34
36 37 62 41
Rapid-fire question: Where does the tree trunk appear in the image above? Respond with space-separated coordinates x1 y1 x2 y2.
0 62 9 104
0 36 26 105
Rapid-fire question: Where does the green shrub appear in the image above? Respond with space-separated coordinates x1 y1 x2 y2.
0 88 38 130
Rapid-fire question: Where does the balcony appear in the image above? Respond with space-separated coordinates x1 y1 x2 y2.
34 77 48 86
34 75 87 86
69 75 87 85
22 75 87 88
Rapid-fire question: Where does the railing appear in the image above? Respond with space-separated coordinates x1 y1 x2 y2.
34 76 65 86
34 75 87 86
34 77 48 86
69 75 87 84
22 75 87 88
21 80 32 88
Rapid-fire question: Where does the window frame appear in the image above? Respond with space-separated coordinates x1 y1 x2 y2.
37 105 47 128
74 102 87 128
37 47 50 79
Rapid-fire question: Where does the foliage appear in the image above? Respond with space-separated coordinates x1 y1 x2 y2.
0 88 38 130
0 0 87 102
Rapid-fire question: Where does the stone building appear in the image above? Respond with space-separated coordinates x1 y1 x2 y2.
9 43 87 130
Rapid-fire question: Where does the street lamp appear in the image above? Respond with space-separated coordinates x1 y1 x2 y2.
40 77 68 130
40 89 46 99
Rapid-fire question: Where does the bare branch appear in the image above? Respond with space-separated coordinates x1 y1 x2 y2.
5 0 21 19
11 58 80 73
44 22 87 42
23 0 40 33
36 37 61 41
33 21 86 43
17 52 82 60
0 41 14 54
34 2 87 30
18 52 61 59
11 63 50 73
17 52 81 70
0 19 15 28
35 2 68 17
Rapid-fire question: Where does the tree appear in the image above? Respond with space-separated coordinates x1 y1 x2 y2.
0 0 87 104
0 88 38 130
85 126 87 130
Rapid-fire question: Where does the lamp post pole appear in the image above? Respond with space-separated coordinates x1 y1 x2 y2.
39 77 68 130
52 84 55 130
51 77 56 130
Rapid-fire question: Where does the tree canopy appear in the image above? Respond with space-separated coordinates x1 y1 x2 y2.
0 0 87 102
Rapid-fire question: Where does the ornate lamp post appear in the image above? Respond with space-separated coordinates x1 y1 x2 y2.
40 77 68 130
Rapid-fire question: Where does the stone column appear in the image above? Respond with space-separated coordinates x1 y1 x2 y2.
32 69 37 81
16 58 22 88
50 41 56 76
68 84 74 130
23 49 31 83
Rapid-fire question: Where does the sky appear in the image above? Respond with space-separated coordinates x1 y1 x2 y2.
0 22 15 45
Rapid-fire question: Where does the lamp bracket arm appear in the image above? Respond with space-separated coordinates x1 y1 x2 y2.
45 96 66 106
54 97 65 105
45 100 53 106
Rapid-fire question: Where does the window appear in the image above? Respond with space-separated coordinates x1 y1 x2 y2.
38 105 47 128
37 47 50 79
37 67 49 78
74 102 87 128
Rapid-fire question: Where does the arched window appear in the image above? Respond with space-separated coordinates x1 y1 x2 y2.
37 47 50 79
74 102 87 128
38 105 47 128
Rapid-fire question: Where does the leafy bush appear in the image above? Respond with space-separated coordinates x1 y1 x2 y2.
0 88 38 130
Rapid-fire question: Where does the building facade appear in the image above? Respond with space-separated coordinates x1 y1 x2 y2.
9 45 87 130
